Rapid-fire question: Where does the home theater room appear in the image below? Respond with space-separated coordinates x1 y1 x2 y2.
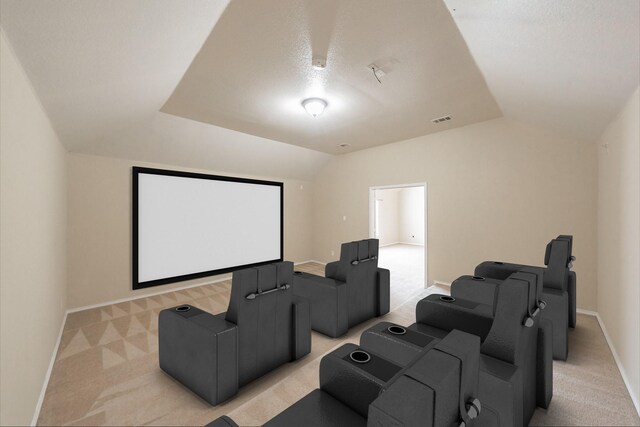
1 1 639 426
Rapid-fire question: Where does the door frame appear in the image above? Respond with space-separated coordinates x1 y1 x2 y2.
369 182 428 288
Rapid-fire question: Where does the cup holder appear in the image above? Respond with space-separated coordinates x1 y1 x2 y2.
472 276 485 281
493 261 504 265
387 325 407 335
440 296 456 303
349 350 371 364
175 305 191 312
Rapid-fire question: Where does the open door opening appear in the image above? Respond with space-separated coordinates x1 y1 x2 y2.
370 184 427 290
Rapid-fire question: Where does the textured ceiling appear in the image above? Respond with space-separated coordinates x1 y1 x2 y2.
444 0 640 141
1 0 638 171
0 0 228 150
162 0 502 154
0 0 331 179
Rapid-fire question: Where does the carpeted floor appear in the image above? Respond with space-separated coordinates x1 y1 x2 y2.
378 243 426 289
37 262 640 426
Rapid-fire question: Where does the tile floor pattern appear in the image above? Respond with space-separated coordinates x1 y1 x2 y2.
38 262 640 426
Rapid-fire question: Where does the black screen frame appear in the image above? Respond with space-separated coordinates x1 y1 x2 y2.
132 166 284 290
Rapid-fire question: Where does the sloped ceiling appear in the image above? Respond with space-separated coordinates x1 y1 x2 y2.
444 0 640 141
0 0 228 150
0 0 638 173
0 0 331 180
162 0 502 154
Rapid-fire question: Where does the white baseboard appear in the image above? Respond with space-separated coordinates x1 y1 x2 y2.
380 242 425 247
576 307 598 317
31 311 67 426
67 275 233 314
295 260 326 266
594 312 640 417
68 260 327 314
380 241 401 247
431 280 451 287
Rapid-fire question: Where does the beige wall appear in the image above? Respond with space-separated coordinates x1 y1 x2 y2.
597 86 640 409
313 117 598 310
0 31 68 426
399 186 425 245
66 153 314 309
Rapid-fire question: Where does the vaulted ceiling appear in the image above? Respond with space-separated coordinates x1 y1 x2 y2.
1 0 638 174
161 0 501 154
444 0 640 141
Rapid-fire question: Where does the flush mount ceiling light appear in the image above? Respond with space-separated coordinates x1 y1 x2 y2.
312 56 326 70
302 98 327 117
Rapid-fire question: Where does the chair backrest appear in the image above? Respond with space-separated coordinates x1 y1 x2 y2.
543 237 571 291
334 239 380 281
335 241 359 282
226 261 294 386
481 272 539 366
336 239 380 326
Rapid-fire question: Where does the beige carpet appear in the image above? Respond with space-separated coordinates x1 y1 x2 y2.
37 262 640 426
378 243 426 290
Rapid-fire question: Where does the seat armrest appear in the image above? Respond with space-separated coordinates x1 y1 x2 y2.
158 305 238 405
320 344 401 418
536 318 553 409
376 268 390 316
568 271 577 328
451 276 499 313
474 261 536 281
291 295 311 360
416 295 494 341
325 261 339 279
263 389 366 427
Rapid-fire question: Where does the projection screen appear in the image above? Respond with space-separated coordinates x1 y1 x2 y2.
132 167 283 289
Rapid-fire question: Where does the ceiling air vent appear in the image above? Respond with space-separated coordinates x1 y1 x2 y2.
431 115 452 124
337 143 350 148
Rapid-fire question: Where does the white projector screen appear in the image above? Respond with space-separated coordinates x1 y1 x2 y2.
132 167 283 289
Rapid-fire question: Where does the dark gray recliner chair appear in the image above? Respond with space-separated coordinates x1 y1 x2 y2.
360 270 553 427
292 239 390 337
474 235 576 360
208 328 484 427
159 261 311 405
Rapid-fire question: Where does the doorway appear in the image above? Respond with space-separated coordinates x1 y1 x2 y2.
369 184 427 291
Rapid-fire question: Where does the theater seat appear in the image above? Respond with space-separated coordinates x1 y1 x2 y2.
292 239 390 337
159 261 311 405
209 329 485 427
474 235 576 360
360 271 552 426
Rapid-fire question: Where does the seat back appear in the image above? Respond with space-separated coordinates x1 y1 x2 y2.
481 271 540 424
225 262 294 386
341 239 380 327
543 237 571 291
329 239 381 327
481 272 540 366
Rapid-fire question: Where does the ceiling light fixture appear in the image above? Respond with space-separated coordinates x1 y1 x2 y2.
302 98 327 117
312 56 326 70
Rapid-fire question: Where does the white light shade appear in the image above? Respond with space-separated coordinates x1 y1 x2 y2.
302 98 327 117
